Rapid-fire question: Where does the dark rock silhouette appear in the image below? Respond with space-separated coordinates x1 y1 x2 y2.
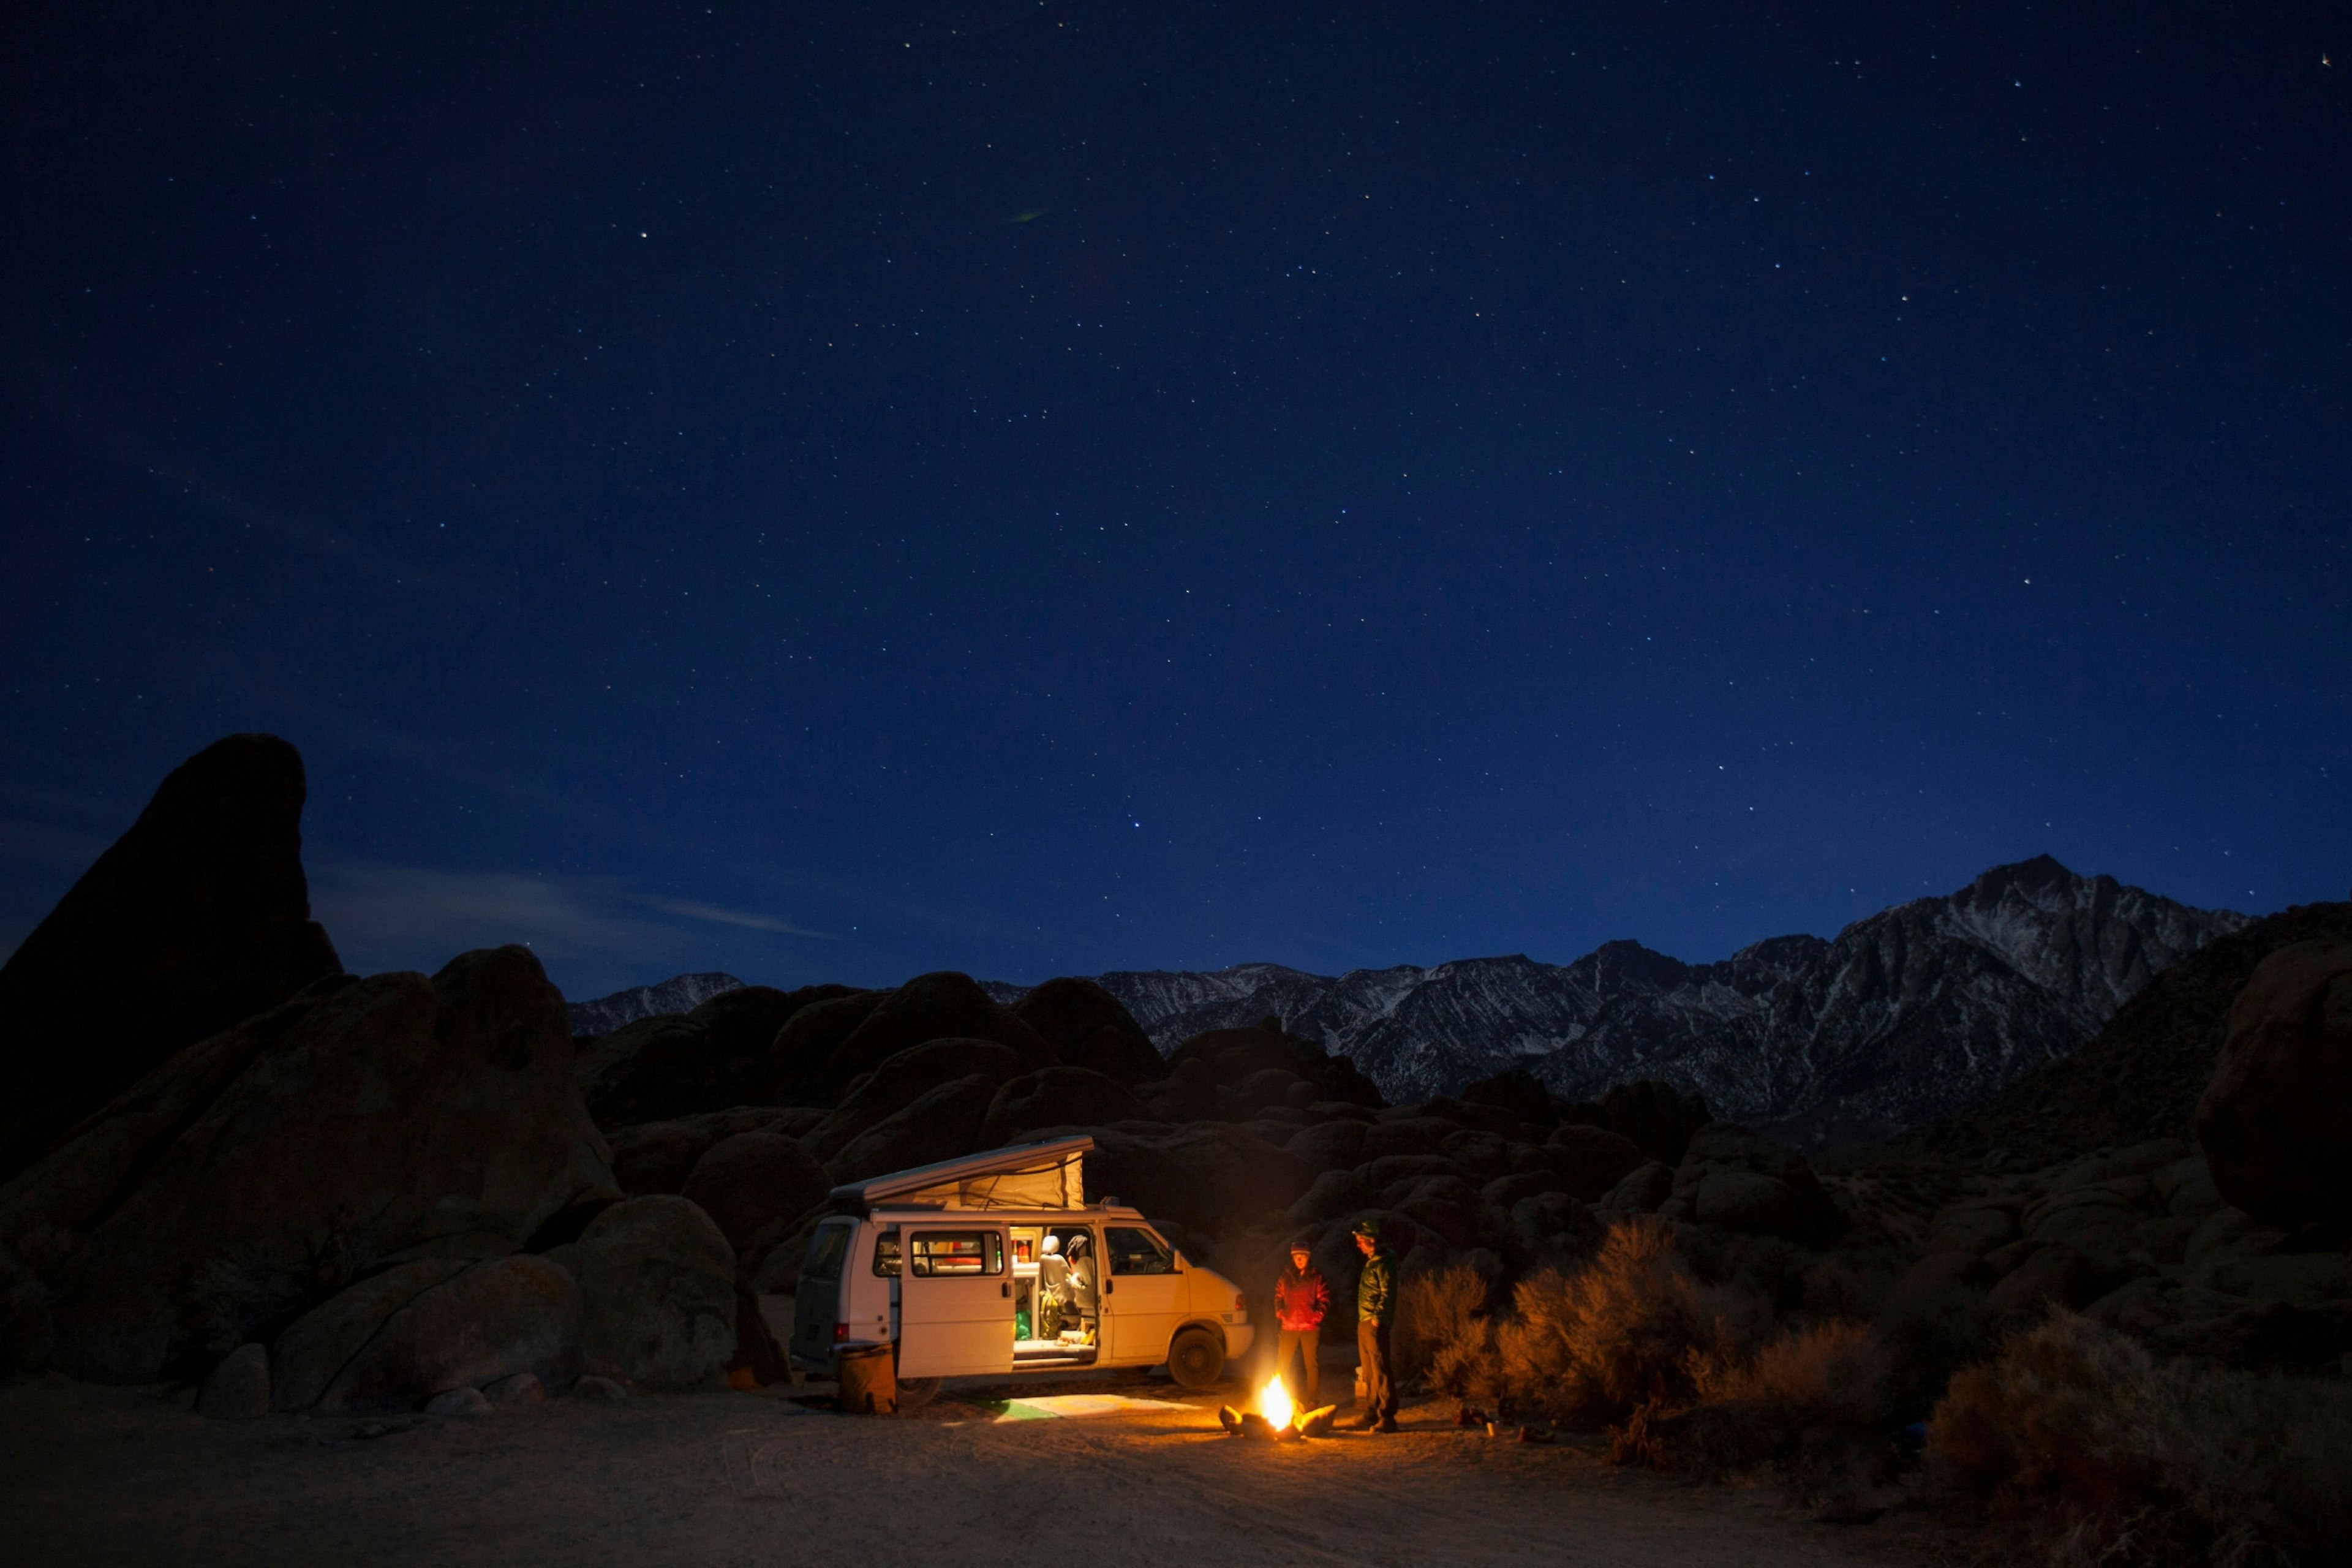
801 1038 1027 1163
767 989 884 1104
576 984 852 1129
1923 899 2352 1164
677 1132 829 1253
7 946 611 1382
0 734 342 1180
976 1066 1150 1148
821 972 1057 1098
2195 939 2352 1233
1010 978 1163 1081
1599 1080 1713 1167
606 1107 802 1196
547 1195 736 1388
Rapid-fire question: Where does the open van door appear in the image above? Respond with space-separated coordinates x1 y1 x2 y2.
896 1225 1015 1378
1102 1225 1187 1367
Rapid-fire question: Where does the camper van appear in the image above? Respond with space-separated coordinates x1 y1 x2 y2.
789 1136 1254 1406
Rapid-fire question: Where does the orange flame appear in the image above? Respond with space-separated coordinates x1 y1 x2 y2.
1257 1373 1295 1431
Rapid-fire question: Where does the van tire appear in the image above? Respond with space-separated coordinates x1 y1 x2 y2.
895 1376 941 1409
1167 1329 1225 1390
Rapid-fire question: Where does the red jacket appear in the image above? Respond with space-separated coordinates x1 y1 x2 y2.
1274 1266 1330 1331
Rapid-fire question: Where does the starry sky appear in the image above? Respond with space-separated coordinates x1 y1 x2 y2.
3 1 2346 1001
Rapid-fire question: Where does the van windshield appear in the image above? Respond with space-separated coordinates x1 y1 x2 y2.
801 1223 852 1284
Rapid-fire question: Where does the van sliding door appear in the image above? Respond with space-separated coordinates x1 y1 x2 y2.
897 1226 1015 1379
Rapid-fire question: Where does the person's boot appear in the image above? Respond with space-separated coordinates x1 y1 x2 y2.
1374 1415 1400 1433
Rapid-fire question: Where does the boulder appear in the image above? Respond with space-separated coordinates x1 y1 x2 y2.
1508 1191 1602 1268
548 1196 736 1388
821 973 1056 1099
0 734 343 1181
1285 1118 1371 1175
975 1067 1149 1148
1231 1068 1306 1116
1139 1058 1220 1122
1356 1117 1450 1163
606 1107 799 1197
197 1342 270 1420
1601 1080 1712 1166
574 1016 712 1131
769 990 885 1105
1286 1169 1374 1229
1084 1124 1311 1238
312 1255 583 1413
2194 939 2352 1232
1596 1160 1676 1216
1437 1130 1517 1188
33 947 611 1383
1985 1245 2122 1320
1166 1027 1305 1084
1482 1170 1568 1210
425 1386 492 1417
483 1371 545 1406
272 1259 471 1410
679 1133 831 1253
1668 1125 1840 1243
1393 1175 1485 1251
1459 1066 1557 1129
1543 1125 1649 1200
824 1076 999 1185
1010 979 1163 1081
803 1039 1026 1161
1928 1200 2022 1257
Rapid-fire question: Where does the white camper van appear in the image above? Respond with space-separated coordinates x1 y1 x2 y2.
789 1136 1254 1406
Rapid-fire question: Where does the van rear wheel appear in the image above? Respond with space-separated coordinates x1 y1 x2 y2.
1167 1329 1225 1390
895 1376 941 1409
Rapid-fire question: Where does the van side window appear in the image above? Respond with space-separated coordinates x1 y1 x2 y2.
909 1231 1005 1277
1106 1226 1174 1276
872 1232 901 1277
802 1223 851 1284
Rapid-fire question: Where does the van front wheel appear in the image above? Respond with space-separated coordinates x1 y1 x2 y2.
1167 1329 1225 1390
895 1376 941 1409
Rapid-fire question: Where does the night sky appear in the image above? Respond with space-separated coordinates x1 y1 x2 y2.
4 2 2346 1001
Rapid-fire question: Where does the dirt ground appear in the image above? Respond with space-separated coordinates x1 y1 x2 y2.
1 1368 1966 1567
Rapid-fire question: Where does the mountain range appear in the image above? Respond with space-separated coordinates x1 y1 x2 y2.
569 856 2247 1148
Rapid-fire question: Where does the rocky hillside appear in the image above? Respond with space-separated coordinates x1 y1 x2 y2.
1917 898 2352 1167
569 973 744 1038
1063 858 2245 1147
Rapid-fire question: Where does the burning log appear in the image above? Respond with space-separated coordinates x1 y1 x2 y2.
1297 1403 1336 1438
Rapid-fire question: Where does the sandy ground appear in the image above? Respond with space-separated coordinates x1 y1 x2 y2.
1 1369 1965 1567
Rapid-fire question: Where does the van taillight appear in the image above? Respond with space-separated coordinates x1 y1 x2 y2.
833 1322 850 1342
1235 1293 1248 1312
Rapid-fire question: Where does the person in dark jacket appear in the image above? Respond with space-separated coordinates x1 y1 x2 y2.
1349 1219 1398 1431
1272 1243 1330 1406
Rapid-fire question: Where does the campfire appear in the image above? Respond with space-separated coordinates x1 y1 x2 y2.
1220 1375 1335 1441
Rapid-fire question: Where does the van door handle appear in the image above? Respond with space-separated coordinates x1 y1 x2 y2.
1001 1283 1010 1298
1105 1278 1114 1295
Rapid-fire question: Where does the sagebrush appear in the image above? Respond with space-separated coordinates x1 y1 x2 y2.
1928 1311 2352 1567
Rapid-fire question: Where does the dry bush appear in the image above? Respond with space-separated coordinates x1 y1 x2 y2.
1396 1263 1497 1400
1929 1311 2352 1567
1495 1216 1761 1425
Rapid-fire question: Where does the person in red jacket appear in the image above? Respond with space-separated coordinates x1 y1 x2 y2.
1272 1242 1331 1406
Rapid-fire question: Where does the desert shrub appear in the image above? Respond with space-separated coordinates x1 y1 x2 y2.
1396 1263 1497 1400
1495 1216 1762 1425
1929 1311 2352 1566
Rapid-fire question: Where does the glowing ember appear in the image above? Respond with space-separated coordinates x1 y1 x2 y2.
1257 1374 1295 1431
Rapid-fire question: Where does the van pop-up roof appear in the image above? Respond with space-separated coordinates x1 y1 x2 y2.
826 1134 1094 1215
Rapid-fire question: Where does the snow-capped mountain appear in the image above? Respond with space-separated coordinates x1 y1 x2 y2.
568 971 744 1036
1086 858 2248 1145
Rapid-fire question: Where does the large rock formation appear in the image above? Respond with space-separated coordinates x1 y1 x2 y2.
1010 978 1163 1082
2194 940 2352 1233
576 984 851 1128
0 734 342 1180
1925 900 2352 1165
1 946 612 1382
548 1196 736 1388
